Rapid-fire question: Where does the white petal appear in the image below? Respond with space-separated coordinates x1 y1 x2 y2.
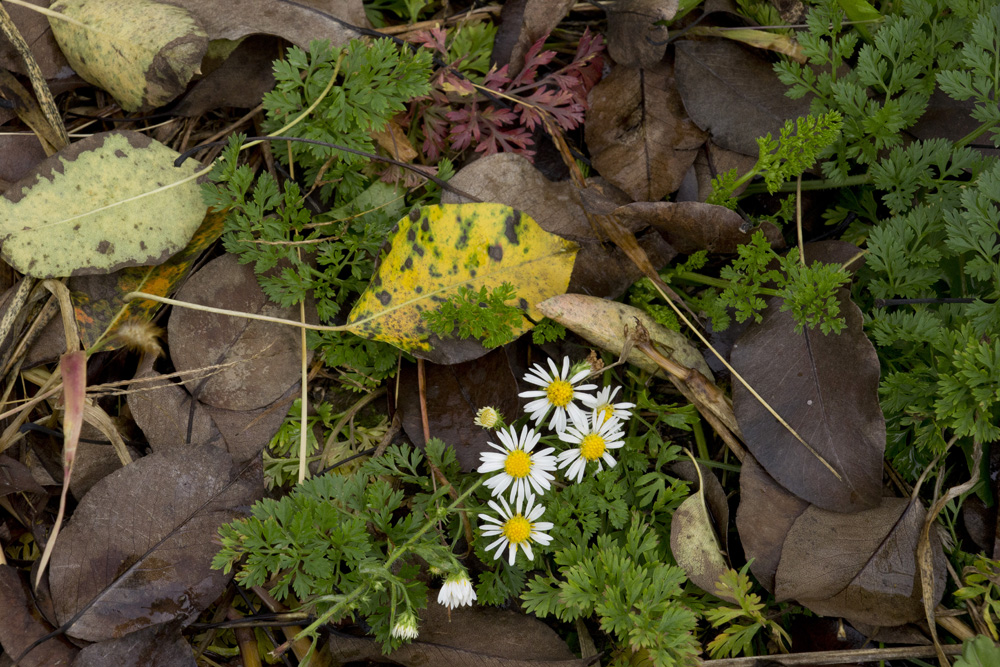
555 357 567 379
522 542 534 561
508 544 518 566
532 531 553 545
533 521 554 531
524 398 550 413
527 503 546 521
603 452 618 468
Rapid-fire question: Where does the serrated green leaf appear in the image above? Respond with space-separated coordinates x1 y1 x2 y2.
344 203 577 363
0 131 207 279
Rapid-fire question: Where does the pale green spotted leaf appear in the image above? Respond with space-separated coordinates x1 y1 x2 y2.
0 131 207 279
49 0 207 112
345 203 578 364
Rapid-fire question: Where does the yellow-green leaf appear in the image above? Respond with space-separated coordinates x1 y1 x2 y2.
49 0 207 112
345 203 578 364
0 130 207 279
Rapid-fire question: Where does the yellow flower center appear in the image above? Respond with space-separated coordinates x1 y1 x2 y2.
545 380 573 407
502 514 531 544
504 450 532 479
597 404 615 423
579 434 606 461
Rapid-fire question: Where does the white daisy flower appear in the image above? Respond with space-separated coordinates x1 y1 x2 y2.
479 493 554 566
474 406 503 429
390 611 419 640
581 385 635 423
519 357 597 433
477 425 557 505
437 571 477 609
557 409 626 484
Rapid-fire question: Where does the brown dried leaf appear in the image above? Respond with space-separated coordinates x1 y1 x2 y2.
731 291 885 512
128 357 293 464
674 39 811 156
679 140 757 202
585 59 706 201
605 0 678 68
775 497 947 627
396 347 520 472
492 0 576 75
167 253 314 412
668 459 729 551
161 0 370 48
47 446 262 641
615 200 785 254
174 35 280 116
736 455 808 592
73 620 196 667
441 153 676 299
0 565 79 667
0 0 70 78
328 601 587 666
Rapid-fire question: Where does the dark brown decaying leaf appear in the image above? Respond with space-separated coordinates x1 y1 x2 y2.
615 200 784 254
396 347 520 472
677 140 757 202
801 240 866 274
0 565 79 667
167 253 314 412
674 39 811 156
442 153 676 298
731 291 885 513
73 620 196 667
775 497 947 627
492 0 576 75
128 357 294 464
585 58 706 201
327 600 588 666
0 453 47 497
605 0 678 68
0 135 48 184
47 446 263 641
736 455 808 592
174 35 281 116
160 0 370 48
0 0 70 78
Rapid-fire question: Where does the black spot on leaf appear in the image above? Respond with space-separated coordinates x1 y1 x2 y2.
505 211 521 244
377 291 392 306
488 244 503 261
409 209 421 222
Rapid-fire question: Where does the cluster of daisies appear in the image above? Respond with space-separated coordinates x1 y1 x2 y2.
477 356 634 566
391 357 634 641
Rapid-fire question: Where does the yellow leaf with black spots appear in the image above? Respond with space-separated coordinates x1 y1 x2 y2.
345 203 578 364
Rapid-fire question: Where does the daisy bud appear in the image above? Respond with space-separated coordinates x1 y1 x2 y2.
437 571 477 609
390 611 419 640
474 406 503 429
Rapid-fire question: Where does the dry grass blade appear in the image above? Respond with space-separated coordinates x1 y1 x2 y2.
0 3 69 148
34 351 86 589
591 211 842 481
917 439 982 667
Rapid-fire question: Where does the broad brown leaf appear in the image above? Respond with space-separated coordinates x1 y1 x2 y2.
47 446 262 641
167 253 314 411
396 347 520 472
585 58 706 201
731 291 885 512
491 0 576 75
328 601 588 666
605 0 677 68
736 455 809 592
775 497 947 627
0 565 79 667
614 200 784 254
73 620 196 667
674 39 811 156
